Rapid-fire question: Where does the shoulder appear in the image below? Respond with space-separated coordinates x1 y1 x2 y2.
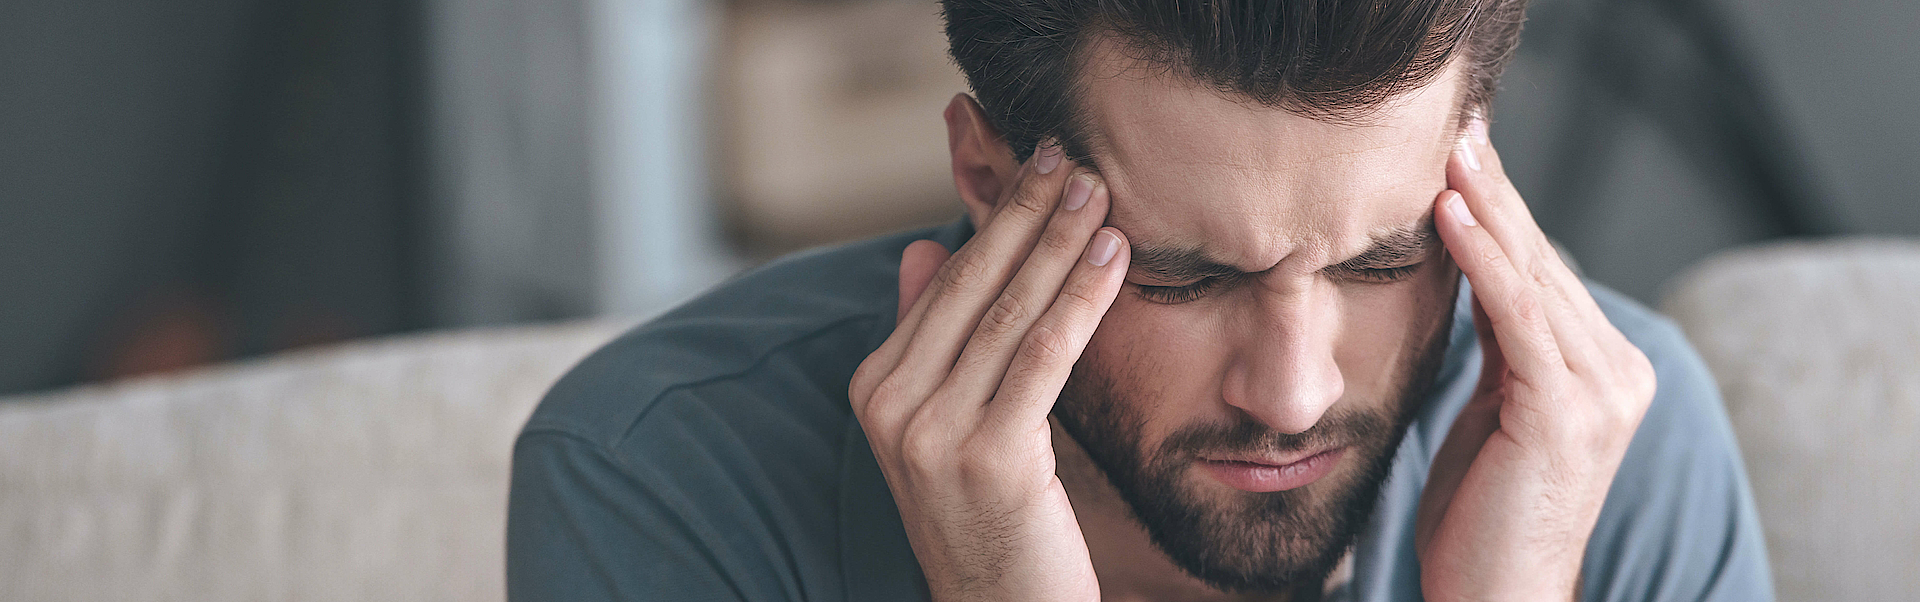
507 223 961 601
522 222 958 446
1579 282 1776 601
1583 282 1735 459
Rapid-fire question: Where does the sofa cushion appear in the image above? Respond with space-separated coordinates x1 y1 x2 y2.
1661 238 1920 601
0 321 627 601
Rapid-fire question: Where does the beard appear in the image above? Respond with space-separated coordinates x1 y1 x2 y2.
1052 306 1454 596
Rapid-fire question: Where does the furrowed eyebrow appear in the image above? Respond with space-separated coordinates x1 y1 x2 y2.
1127 212 1439 282
1327 213 1439 273
1128 244 1244 283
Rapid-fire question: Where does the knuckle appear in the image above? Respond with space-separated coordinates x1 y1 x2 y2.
1603 396 1640 434
898 415 953 469
955 433 1010 482
935 249 995 291
1568 382 1641 451
979 291 1032 335
1508 291 1545 327
1004 184 1055 219
850 357 885 402
1525 255 1557 291
1055 282 1105 313
1036 224 1083 257
1626 348 1658 402
867 373 917 416
1474 241 1511 273
1019 323 1075 365
1586 404 1638 452
1537 338 1567 367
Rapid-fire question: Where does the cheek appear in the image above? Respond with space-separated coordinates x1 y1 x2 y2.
1084 294 1236 440
1332 266 1458 396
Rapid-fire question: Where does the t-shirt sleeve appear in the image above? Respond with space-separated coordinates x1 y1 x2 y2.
1577 316 1775 602
506 427 749 602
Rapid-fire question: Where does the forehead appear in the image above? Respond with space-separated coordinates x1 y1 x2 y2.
1074 41 1465 271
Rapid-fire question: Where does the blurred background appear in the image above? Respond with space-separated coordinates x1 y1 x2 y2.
2 0 1916 394
3 0 1918 599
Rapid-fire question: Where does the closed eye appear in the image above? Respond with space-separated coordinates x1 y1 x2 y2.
1135 277 1227 304
1333 262 1425 284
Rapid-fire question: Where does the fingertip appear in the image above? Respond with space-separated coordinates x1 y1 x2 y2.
1062 172 1096 212
1440 189 1477 228
1034 137 1064 174
898 240 950 323
1457 137 1482 172
902 239 950 266
1084 228 1124 267
1103 226 1129 261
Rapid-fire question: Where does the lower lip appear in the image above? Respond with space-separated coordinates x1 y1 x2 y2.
1199 448 1345 493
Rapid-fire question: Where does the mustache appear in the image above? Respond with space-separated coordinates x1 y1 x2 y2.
1155 411 1391 459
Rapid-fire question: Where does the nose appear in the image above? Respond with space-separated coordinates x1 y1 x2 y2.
1221 288 1344 434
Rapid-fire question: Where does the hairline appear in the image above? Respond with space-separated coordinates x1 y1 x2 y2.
1046 39 1485 172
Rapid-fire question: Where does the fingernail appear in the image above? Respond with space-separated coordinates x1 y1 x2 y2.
1062 175 1094 211
1086 229 1121 266
1035 139 1063 174
1446 192 1478 227
1458 138 1481 172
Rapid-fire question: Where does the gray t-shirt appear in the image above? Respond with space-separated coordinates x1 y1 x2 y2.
506 220 1773 601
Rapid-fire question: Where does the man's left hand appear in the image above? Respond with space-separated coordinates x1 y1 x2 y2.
1415 118 1659 602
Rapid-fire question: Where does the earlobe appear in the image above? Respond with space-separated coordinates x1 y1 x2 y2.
944 94 1017 226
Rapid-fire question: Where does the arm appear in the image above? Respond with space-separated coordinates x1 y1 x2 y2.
850 139 1125 602
1580 307 1775 602
1415 117 1661 601
507 428 745 602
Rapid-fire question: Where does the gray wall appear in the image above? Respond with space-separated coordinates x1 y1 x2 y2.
1 0 426 393
3 0 1915 395
1493 0 1920 302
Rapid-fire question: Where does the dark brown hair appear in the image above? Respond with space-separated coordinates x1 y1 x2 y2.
941 0 1529 161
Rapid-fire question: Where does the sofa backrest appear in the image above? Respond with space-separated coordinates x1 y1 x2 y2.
1662 238 1920 601
0 321 628 601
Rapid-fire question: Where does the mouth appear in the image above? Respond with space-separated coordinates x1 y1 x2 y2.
1196 447 1346 493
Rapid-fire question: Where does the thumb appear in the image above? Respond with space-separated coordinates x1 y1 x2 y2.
1470 293 1508 395
898 239 951 324
1415 294 1505 553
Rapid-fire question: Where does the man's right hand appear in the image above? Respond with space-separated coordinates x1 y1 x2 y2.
849 140 1129 602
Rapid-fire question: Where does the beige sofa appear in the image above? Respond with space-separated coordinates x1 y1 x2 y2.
0 321 631 601
2 239 1915 601
1660 238 1920 601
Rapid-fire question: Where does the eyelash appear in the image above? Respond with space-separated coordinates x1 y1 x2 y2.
1136 278 1224 304
1346 263 1424 283
1134 263 1425 304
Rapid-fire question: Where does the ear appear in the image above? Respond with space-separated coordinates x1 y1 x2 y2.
944 93 1019 228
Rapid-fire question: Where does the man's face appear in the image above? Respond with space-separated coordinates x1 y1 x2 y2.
1050 40 1465 593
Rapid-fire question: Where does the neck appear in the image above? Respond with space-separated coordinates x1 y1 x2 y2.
1049 418 1306 602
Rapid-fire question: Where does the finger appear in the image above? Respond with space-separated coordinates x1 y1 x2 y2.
899 240 951 324
1451 124 1610 330
880 141 1078 405
1435 189 1570 383
985 227 1129 431
854 240 953 409
1457 131 1646 375
852 142 1065 412
1447 146 1601 373
1470 295 1506 394
1414 364 1501 553
937 171 1110 410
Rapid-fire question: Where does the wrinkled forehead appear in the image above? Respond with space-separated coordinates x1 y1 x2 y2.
1073 42 1468 271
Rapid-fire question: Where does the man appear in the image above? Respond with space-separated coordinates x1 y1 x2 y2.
507 0 1773 599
